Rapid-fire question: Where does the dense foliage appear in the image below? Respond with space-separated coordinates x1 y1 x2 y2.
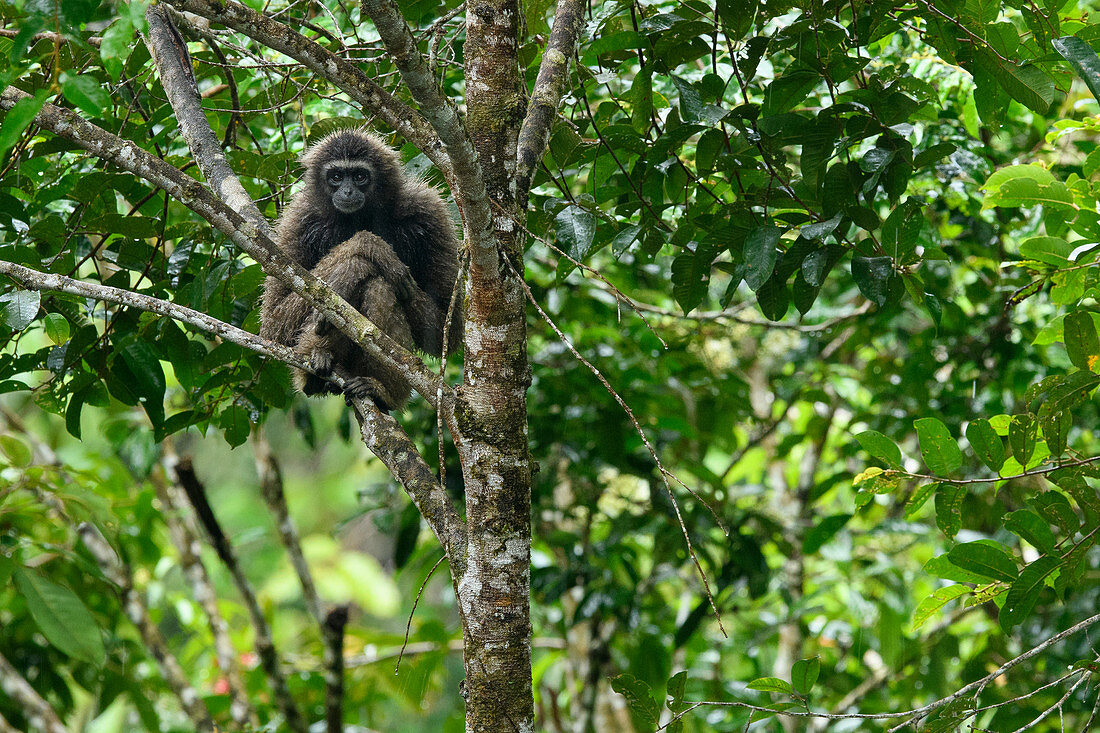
1 0 1099 730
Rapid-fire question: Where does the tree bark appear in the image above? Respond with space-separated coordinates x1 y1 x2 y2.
453 0 536 729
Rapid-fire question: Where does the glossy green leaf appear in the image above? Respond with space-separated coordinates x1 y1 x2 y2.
851 255 893 306
43 313 70 345
1000 556 1060 630
856 430 903 469
99 15 134 81
972 49 1054 113
60 72 112 118
743 226 781 291
1063 311 1100 372
1004 510 1056 553
881 200 923 262
1008 414 1037 465
1029 491 1078 536
0 290 41 331
915 418 963 475
747 676 795 695
911 584 969 631
555 205 596 261
1053 35 1100 104
965 419 1004 472
14 569 105 666
791 657 820 696
904 482 937 519
610 674 660 723
0 92 46 160
1040 409 1071 457
947 542 1017 583
935 483 965 538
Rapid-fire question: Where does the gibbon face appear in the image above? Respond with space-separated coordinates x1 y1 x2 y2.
323 160 374 213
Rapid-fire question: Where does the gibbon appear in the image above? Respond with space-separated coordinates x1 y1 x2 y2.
260 128 461 410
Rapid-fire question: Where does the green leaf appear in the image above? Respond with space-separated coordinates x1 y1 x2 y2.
851 255 893 306
0 290 41 331
1008 414 1037 464
972 49 1054 113
742 226 781 291
1063 311 1100 372
631 65 653 133
1040 409 1071 456
856 430 903 469
99 15 134 81
0 92 46 160
60 72 112 118
911 584 969 631
1029 491 1078 536
761 70 819 116
904 482 937 519
914 142 957 168
965 419 1004 472
43 313 70 345
610 674 660 723
791 657 820 696
915 418 963 475
935 483 965 538
219 405 251 448
14 569 105 666
755 272 790 320
881 200 923 262
666 670 687 713
1019 236 1072 266
1000 556 1060 630
0 435 32 466
947 542 1018 583
747 677 796 696
554 205 596 261
1053 35 1100 104
1004 510 1056 553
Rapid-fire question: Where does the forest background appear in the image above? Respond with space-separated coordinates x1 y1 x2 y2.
1 0 1100 731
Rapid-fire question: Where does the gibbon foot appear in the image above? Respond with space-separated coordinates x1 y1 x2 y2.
343 376 395 412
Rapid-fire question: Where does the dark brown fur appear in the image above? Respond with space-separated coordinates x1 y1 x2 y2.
260 128 461 410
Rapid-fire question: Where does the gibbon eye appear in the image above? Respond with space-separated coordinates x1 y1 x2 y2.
328 172 343 185
353 171 368 186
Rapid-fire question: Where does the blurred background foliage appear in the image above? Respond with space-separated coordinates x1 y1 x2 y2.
1 0 1100 730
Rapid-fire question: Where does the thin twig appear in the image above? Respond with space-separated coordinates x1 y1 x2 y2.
504 256 728 637
492 200 668 348
396 553 448 674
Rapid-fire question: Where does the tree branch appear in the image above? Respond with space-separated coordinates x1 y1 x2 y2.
0 652 68 733
144 5 271 235
170 459 310 733
515 0 585 199
0 260 467 567
359 0 497 273
0 87 446 406
353 401 468 571
164 0 453 182
0 258 312 362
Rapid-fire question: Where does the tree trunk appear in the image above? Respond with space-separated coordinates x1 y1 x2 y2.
457 0 535 729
